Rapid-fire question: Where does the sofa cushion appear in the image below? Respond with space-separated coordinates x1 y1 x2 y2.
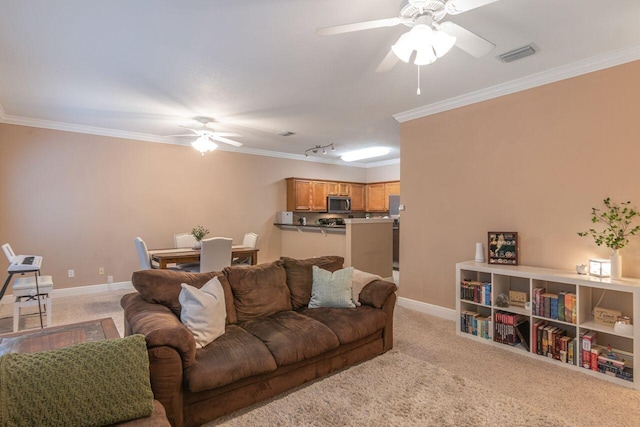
131 269 237 324
0 335 154 427
184 325 277 392
179 277 227 349
280 256 344 310
298 306 387 345
225 260 292 322
241 311 340 366
309 266 355 308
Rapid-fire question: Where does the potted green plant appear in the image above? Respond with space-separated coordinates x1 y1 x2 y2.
577 198 640 279
191 225 210 249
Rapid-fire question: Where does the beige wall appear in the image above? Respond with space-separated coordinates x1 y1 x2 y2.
0 123 367 289
366 162 400 182
400 60 640 309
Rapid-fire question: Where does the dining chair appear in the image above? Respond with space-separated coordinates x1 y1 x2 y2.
174 233 197 249
181 237 232 273
232 232 259 265
134 237 155 270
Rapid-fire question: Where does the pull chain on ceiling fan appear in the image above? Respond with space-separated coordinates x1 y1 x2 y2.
316 0 498 93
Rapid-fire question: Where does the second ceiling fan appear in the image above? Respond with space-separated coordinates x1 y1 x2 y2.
316 0 499 72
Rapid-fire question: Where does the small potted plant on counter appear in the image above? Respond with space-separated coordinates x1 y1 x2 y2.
578 197 640 279
191 225 210 249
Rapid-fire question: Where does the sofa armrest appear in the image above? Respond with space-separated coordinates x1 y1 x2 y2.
121 292 196 369
359 280 397 309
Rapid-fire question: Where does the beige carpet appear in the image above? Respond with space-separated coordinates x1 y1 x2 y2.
209 350 569 427
3 289 640 426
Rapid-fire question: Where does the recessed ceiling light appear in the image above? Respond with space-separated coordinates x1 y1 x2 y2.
340 147 390 162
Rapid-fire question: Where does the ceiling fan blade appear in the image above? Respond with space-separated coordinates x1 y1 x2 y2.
316 17 402 36
376 49 400 73
445 0 499 15
210 132 242 138
178 126 199 134
167 134 198 137
211 135 243 147
439 21 495 58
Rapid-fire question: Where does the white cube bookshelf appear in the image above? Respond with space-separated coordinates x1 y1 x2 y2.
456 260 640 389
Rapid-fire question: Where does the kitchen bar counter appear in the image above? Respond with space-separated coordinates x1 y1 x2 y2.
275 218 393 278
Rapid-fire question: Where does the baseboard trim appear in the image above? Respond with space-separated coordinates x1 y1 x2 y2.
0 281 134 305
397 297 457 321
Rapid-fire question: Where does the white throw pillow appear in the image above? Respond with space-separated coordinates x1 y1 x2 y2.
351 269 383 306
179 276 227 349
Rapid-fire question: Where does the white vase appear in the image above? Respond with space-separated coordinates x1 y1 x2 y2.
193 241 202 250
474 243 485 263
610 250 622 280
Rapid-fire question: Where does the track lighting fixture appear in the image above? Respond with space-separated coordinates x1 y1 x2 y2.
304 143 335 158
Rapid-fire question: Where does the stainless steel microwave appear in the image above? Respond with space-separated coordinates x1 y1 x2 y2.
327 196 351 213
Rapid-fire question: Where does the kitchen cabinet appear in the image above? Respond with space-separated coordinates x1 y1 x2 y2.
286 178 327 212
328 182 350 196
365 181 400 212
366 183 386 212
311 181 327 211
384 181 400 210
349 183 365 211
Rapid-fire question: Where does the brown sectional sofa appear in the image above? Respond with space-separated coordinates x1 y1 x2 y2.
121 256 397 427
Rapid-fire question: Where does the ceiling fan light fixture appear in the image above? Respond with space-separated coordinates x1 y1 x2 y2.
432 30 456 58
391 31 414 63
341 146 390 162
191 135 217 155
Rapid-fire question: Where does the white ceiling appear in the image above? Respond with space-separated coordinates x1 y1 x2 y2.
1 0 639 165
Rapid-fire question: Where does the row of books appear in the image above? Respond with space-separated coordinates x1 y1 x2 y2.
494 311 528 348
579 331 633 381
532 320 576 364
532 288 576 324
531 325 634 381
460 280 491 306
460 310 492 339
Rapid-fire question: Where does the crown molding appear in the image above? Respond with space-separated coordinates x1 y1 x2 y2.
0 110 394 168
394 44 640 123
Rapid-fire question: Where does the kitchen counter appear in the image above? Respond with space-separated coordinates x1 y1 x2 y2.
275 218 393 278
274 223 346 233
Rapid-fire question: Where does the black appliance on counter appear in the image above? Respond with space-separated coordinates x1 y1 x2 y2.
317 217 346 226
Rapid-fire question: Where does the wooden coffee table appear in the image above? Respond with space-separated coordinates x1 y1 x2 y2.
0 317 120 355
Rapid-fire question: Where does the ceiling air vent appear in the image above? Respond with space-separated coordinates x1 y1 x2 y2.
278 131 296 137
498 44 537 63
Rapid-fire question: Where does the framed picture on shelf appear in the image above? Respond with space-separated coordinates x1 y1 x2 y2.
488 232 519 265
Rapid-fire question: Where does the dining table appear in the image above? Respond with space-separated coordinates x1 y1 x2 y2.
150 246 259 269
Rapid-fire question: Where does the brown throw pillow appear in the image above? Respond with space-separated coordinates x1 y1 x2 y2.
131 269 238 324
225 260 291 322
280 256 344 310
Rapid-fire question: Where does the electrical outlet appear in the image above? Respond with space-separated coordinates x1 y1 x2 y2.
98 267 105 275
107 275 113 283
68 269 74 278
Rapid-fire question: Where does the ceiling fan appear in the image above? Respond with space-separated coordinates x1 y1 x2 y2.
316 0 498 73
169 117 243 155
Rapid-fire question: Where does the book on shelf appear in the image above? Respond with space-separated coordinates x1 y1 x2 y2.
597 346 634 382
494 311 527 347
581 330 598 369
460 280 492 306
557 291 565 322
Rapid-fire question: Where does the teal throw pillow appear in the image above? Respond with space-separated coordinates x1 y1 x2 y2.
308 265 355 308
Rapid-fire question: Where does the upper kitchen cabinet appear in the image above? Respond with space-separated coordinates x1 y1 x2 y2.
349 183 365 211
366 183 386 212
311 181 327 211
327 182 350 196
365 181 400 212
384 181 400 211
286 178 327 212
